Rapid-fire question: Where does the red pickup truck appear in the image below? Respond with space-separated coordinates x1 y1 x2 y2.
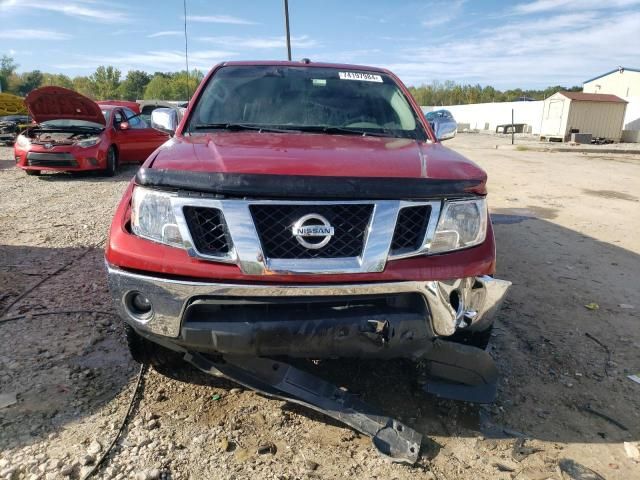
106 61 510 412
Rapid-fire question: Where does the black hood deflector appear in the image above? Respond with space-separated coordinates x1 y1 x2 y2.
135 168 482 200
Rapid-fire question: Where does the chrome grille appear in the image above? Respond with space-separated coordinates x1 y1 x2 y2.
250 204 374 259
183 206 231 257
390 205 431 255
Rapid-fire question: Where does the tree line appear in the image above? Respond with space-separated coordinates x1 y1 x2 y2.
0 55 203 101
408 80 581 106
2 54 581 104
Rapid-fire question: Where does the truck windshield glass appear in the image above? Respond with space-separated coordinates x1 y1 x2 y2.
187 65 426 140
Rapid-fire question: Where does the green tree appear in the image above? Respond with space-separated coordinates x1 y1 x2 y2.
16 70 43 96
143 73 174 100
91 65 121 100
118 70 151 100
41 73 74 89
170 70 203 100
0 55 19 92
72 76 98 98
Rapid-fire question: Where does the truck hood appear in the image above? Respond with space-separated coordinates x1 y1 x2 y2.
25 86 105 125
149 132 486 182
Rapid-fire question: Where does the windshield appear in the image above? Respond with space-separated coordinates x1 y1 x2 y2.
187 65 426 140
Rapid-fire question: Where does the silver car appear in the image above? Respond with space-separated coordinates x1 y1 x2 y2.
425 109 457 140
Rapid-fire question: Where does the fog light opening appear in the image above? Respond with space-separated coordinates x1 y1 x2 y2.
125 291 153 321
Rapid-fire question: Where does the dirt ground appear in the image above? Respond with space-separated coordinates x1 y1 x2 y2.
0 134 638 480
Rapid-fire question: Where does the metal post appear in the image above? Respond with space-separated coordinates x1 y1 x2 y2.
283 0 292 61
511 108 515 145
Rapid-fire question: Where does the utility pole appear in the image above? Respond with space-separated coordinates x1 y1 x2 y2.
283 0 292 61
511 108 515 145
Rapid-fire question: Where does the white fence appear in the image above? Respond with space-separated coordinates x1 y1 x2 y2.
422 97 640 139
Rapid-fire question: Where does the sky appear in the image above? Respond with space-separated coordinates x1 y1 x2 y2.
1 0 639 89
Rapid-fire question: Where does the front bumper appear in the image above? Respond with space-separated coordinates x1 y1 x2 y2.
15 147 104 171
107 264 510 359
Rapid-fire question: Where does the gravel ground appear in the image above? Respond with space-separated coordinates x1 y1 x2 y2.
0 136 639 480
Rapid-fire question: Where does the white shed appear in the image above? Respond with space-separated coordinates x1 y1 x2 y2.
539 92 627 142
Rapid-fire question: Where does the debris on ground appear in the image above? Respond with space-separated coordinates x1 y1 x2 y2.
256 443 277 455
624 442 639 461
584 302 599 311
511 438 544 462
0 392 17 409
580 404 628 431
558 459 606 480
628 374 640 385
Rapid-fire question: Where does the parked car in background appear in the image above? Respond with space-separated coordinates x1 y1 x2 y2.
14 86 170 176
425 109 457 140
97 100 141 114
0 114 32 145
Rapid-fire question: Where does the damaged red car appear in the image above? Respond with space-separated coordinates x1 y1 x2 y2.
14 86 170 176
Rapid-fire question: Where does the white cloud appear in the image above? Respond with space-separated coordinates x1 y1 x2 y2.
198 35 317 49
186 14 256 25
148 31 183 38
0 28 71 40
0 0 130 23
62 49 237 72
422 0 466 27
389 9 640 88
513 0 640 14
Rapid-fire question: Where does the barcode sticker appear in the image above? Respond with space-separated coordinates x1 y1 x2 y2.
338 72 383 83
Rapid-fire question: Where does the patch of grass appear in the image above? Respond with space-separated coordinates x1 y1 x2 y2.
515 145 530 151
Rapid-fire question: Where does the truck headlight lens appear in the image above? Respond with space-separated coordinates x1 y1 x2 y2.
77 137 101 148
430 198 487 253
131 187 184 248
16 134 30 148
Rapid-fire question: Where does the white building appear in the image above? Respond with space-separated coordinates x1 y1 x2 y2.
583 67 640 98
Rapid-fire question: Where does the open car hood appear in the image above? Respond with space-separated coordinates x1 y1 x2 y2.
25 86 105 125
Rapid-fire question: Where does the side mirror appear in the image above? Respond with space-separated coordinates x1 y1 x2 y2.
434 121 457 141
119 121 130 131
150 108 178 136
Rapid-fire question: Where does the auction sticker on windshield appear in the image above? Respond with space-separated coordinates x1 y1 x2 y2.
338 72 383 82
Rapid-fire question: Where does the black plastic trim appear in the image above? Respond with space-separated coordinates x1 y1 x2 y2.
135 168 482 200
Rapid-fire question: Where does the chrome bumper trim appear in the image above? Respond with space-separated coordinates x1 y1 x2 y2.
107 263 510 340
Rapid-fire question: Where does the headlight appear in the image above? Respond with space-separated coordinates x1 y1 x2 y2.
429 198 487 253
77 137 101 148
131 187 184 248
16 134 30 148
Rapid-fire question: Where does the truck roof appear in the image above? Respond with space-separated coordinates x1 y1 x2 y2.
220 60 392 75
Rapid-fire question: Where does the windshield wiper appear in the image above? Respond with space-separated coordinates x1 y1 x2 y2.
287 125 399 138
192 123 298 133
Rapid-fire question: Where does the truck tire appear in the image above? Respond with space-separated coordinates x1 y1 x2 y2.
25 169 41 176
104 146 118 177
448 325 493 350
124 323 183 368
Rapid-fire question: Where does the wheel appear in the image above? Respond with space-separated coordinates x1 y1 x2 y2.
124 323 183 368
104 146 118 177
25 169 41 176
447 325 493 350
